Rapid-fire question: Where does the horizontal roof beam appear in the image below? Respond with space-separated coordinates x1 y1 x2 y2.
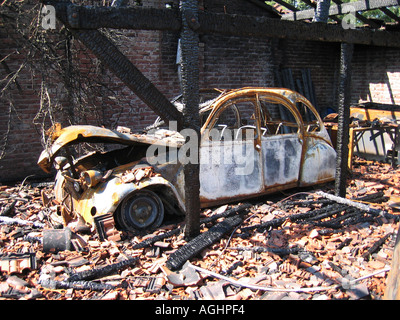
48 2 400 48
272 0 299 12
331 0 379 28
282 0 400 21
380 7 400 22
199 11 400 47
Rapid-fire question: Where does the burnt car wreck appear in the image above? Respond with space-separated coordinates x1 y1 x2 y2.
38 87 336 236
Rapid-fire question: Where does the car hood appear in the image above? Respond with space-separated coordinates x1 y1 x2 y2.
38 125 185 173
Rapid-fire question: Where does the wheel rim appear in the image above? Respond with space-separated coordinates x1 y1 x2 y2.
118 190 164 231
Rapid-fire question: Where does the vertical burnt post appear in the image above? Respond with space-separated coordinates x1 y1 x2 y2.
180 0 201 240
313 0 331 23
334 42 354 197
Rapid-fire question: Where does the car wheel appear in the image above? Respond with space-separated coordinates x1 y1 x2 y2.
117 190 164 231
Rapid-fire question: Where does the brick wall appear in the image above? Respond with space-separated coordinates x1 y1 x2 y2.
270 39 400 113
201 35 274 89
271 38 341 116
0 23 44 182
351 45 400 106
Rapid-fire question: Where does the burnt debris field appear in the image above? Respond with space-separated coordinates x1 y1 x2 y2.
0 157 399 301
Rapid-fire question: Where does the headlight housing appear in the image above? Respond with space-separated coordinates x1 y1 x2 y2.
81 170 103 188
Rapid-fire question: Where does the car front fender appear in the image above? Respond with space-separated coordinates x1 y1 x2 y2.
74 175 184 227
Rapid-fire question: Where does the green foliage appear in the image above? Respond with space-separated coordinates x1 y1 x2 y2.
265 0 400 24
265 0 311 10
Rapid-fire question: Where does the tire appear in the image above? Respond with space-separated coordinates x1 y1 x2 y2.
116 190 164 231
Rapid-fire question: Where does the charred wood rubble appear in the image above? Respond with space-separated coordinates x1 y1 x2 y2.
0 158 399 300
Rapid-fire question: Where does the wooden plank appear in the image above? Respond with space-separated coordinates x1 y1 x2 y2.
334 43 354 197
384 224 400 300
45 1 400 47
283 0 400 21
331 0 380 28
380 7 400 23
273 0 299 12
197 12 400 47
180 0 201 240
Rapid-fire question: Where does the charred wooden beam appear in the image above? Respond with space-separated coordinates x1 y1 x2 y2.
67 257 138 282
273 0 299 12
130 203 251 250
334 42 353 197
380 7 400 23
65 4 181 31
313 0 331 23
39 278 117 291
197 12 400 47
44 3 400 47
331 0 379 29
361 233 392 261
283 0 400 21
197 12 399 46
180 0 201 240
166 215 243 270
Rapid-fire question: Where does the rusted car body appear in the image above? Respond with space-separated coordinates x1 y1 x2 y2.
38 88 336 232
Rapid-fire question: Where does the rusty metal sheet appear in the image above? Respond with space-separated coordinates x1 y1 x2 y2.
38 125 184 173
348 107 400 164
199 139 263 201
350 107 400 123
58 170 183 227
300 135 337 185
262 135 302 188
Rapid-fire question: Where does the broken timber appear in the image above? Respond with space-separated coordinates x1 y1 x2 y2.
316 191 400 221
228 245 300 256
335 42 353 197
361 233 392 261
130 203 251 250
67 257 138 282
282 0 400 22
46 3 400 48
39 278 117 291
166 215 243 271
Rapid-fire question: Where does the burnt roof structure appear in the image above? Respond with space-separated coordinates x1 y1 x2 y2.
47 1 400 47
277 0 400 27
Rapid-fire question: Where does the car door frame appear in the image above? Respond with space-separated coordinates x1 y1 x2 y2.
198 93 264 207
295 96 337 186
255 92 305 192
